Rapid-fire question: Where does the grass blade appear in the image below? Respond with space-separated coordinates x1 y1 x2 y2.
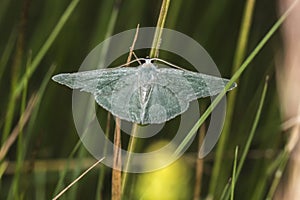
222 77 269 200
112 118 122 200
193 118 206 200
0 94 38 162
0 29 17 83
121 0 171 198
13 0 79 98
93 0 122 197
52 134 86 196
7 51 31 199
208 0 256 196
265 151 289 200
26 64 56 142
174 0 299 158
121 123 139 195
231 146 239 200
52 158 104 200
149 0 170 58
120 24 140 198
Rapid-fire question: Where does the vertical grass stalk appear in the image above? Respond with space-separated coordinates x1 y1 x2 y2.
112 118 122 200
7 53 31 199
208 0 256 197
13 0 80 98
0 29 17 83
223 76 269 200
149 0 170 58
231 146 238 200
174 0 299 160
193 106 206 200
265 151 289 200
122 0 171 197
120 25 141 198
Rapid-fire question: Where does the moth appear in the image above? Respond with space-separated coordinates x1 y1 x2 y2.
52 58 236 124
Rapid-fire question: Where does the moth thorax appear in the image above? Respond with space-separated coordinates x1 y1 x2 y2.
139 65 157 85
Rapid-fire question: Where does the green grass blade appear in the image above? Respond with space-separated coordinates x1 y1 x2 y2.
1 0 79 146
13 0 80 98
149 0 170 58
53 140 82 196
220 181 231 200
0 161 8 179
7 52 31 199
223 77 269 200
231 146 239 200
121 123 139 196
120 25 142 198
265 150 289 200
121 0 171 198
26 64 56 137
208 0 256 196
174 0 299 158
0 29 17 83
95 113 111 200
90 0 122 198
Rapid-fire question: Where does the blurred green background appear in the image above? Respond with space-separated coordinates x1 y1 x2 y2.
0 0 290 199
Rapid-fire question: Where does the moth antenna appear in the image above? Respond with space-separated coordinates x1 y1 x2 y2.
115 58 145 68
151 58 188 71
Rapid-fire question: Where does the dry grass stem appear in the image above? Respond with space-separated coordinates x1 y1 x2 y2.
112 24 140 200
112 118 122 200
0 94 38 161
52 158 104 200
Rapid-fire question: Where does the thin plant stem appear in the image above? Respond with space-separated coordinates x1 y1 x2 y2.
8 52 31 198
94 1 123 200
109 21 141 200
193 106 206 200
208 0 256 196
2 0 31 146
231 146 239 200
90 1 122 198
95 113 111 200
266 108 300 199
25 64 56 151
265 151 289 200
120 0 171 197
112 118 122 200
52 158 104 200
222 77 269 200
120 24 140 198
149 0 170 58
13 0 79 98
53 122 93 196
174 0 299 158
0 94 38 161
121 123 139 195
121 0 171 197
220 180 231 200
0 29 17 83
94 0 121 69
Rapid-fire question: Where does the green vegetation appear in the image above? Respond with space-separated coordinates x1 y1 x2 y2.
0 0 297 199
